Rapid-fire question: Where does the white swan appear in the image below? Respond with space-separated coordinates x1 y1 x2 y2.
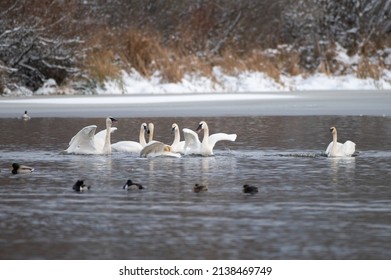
325 126 356 157
170 123 186 153
139 122 181 157
111 123 148 153
140 141 181 158
64 116 117 154
183 121 237 156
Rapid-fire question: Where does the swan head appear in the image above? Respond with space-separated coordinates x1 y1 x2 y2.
106 116 118 126
141 123 148 131
330 126 337 134
171 123 180 134
196 121 207 133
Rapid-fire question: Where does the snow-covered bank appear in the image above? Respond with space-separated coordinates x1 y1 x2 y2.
97 68 391 95
95 44 391 94
2 43 391 96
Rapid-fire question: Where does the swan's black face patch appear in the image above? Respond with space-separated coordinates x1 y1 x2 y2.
196 123 203 132
330 127 335 132
110 117 118 122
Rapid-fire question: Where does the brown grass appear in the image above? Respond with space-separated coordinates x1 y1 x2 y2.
82 26 390 87
85 49 121 85
355 57 383 80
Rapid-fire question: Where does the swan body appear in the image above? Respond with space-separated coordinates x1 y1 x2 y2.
111 123 148 153
123 179 144 190
170 123 186 153
193 184 208 193
325 126 356 157
65 117 117 155
12 163 34 174
183 121 237 156
140 141 181 158
139 122 181 157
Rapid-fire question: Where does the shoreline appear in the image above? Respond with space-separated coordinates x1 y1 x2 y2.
0 90 390 118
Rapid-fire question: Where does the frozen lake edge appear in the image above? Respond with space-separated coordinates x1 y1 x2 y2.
0 90 390 118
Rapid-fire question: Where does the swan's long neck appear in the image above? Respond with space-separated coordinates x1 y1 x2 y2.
332 130 338 153
103 123 112 154
173 127 180 145
148 124 154 143
139 125 147 147
202 123 209 144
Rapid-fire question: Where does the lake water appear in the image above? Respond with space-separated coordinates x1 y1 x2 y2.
0 116 390 259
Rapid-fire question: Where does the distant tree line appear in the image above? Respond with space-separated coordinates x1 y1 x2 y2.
1 0 390 93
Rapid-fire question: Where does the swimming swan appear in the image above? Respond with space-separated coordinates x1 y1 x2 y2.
111 123 148 153
140 141 181 158
170 123 186 153
65 117 117 155
325 126 356 157
182 121 237 156
140 122 181 157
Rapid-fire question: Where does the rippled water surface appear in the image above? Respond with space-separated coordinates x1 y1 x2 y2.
1 116 391 259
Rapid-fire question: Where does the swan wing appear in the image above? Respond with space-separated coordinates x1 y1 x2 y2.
66 125 97 153
342 140 356 156
327 141 352 157
68 125 97 146
325 141 333 156
208 133 237 149
95 127 117 139
111 141 142 153
140 141 181 158
171 141 186 153
182 128 201 154
140 141 166 157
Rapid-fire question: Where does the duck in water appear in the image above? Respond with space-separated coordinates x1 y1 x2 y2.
243 184 258 194
123 179 144 190
11 163 34 174
193 183 208 193
73 180 91 192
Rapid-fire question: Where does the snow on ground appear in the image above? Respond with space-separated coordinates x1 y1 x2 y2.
93 43 391 95
4 44 391 96
96 68 391 95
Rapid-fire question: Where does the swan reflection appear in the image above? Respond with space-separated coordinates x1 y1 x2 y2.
329 156 356 184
